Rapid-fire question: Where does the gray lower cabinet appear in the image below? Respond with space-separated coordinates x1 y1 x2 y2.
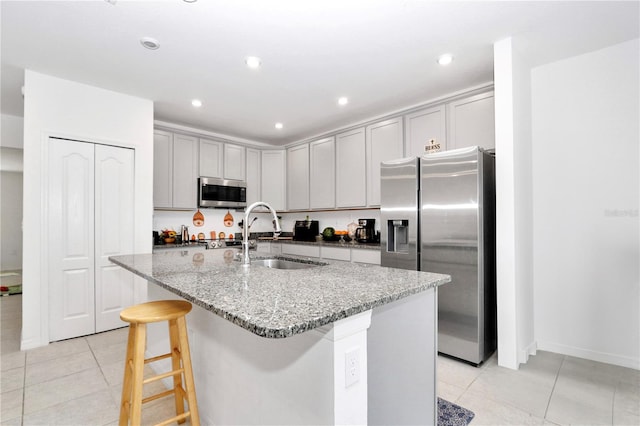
282 244 320 258
268 243 380 265
351 249 381 265
320 246 351 261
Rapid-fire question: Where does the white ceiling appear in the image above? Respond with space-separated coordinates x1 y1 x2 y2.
1 1 638 146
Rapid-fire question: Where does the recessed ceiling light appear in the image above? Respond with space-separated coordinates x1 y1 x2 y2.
191 99 202 108
245 56 261 69
338 97 349 106
140 37 160 50
438 54 453 66
275 123 283 130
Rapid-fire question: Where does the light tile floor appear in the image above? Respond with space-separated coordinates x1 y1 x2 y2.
2 293 639 425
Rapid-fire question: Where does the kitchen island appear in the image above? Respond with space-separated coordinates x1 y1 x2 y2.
110 249 450 425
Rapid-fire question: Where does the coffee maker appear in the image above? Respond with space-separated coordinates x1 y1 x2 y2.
355 218 376 243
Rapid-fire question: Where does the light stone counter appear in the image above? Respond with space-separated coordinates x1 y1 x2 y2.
109 248 449 338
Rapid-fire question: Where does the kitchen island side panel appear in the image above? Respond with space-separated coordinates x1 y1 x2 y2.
368 287 438 425
145 283 438 425
145 285 372 425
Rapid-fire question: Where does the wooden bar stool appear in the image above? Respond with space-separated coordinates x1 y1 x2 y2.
119 300 200 426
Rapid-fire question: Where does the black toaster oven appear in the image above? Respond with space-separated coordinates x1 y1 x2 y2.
293 220 319 242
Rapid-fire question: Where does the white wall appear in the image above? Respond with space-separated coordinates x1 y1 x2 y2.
1 115 24 272
21 70 154 349
1 114 24 148
1 171 23 270
532 39 639 369
494 37 536 370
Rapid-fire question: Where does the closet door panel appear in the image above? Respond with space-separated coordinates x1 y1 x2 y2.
95 144 135 332
48 138 96 341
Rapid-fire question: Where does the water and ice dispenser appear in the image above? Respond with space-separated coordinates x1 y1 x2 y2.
387 219 410 253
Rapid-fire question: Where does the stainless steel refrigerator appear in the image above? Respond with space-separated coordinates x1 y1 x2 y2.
380 146 496 365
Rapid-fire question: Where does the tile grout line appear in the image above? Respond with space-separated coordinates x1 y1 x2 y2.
611 379 617 425
543 354 566 421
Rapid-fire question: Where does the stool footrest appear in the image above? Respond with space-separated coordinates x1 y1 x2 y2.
142 388 180 405
143 367 185 385
145 350 178 364
154 411 191 426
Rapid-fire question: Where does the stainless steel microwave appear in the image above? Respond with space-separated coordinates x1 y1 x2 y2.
198 177 247 209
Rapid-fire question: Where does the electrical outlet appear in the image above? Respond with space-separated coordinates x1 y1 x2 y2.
345 348 360 387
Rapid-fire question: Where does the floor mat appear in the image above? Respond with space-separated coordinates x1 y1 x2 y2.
438 397 475 425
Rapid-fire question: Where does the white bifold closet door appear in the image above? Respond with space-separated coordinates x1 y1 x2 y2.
48 138 134 341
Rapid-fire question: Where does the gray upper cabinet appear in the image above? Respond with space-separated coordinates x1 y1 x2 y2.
172 133 199 209
405 105 446 157
224 143 246 181
199 138 224 178
153 130 172 208
153 130 198 210
286 144 310 210
366 117 404 206
152 87 494 212
335 128 366 208
261 150 286 211
447 91 495 150
309 137 335 209
246 148 261 206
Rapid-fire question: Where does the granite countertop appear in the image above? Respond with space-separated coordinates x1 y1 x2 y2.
109 249 450 339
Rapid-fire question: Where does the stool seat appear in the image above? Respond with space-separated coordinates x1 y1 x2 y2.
119 300 200 426
120 300 193 324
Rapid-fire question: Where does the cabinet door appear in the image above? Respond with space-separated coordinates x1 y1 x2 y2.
321 246 351 261
261 150 286 211
336 128 366 208
270 243 282 254
48 138 96 341
199 138 224 178
405 106 446 157
246 148 261 205
281 243 320 258
153 130 172 208
366 118 404 206
310 137 335 209
286 144 309 210
447 92 495 150
224 143 246 181
94 145 134 333
351 249 381 265
172 133 199 209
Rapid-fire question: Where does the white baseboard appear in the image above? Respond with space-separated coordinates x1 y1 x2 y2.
537 340 640 370
20 336 47 351
518 340 538 365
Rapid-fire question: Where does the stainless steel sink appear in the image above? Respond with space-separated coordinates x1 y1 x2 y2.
251 258 326 270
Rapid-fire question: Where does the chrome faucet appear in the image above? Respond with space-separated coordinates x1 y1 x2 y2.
242 201 281 266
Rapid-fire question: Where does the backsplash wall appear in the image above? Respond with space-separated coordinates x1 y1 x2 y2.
153 209 381 239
